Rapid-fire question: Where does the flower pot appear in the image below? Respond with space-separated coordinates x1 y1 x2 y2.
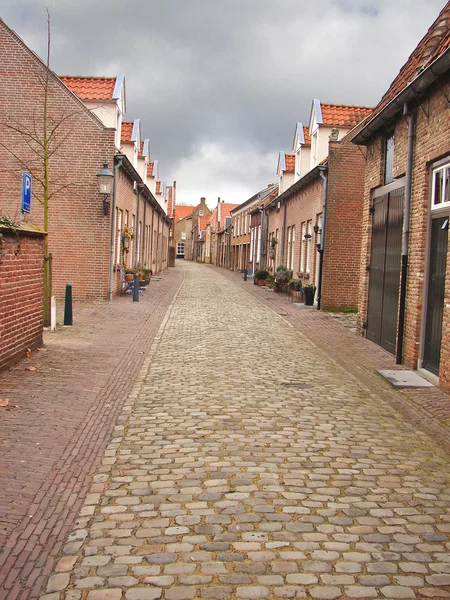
257 279 266 286
125 273 134 282
304 287 315 305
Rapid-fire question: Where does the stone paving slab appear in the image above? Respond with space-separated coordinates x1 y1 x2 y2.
0 268 183 600
42 262 450 599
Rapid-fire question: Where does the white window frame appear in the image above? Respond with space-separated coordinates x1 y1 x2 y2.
306 220 312 273
291 225 295 271
257 225 261 263
250 228 254 261
300 222 306 272
287 227 292 270
431 162 450 211
116 209 122 264
181 232 186 240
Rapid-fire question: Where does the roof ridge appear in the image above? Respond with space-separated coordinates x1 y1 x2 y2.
320 102 373 109
59 75 116 80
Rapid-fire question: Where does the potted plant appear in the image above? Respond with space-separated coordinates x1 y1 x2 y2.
124 268 136 282
274 267 293 293
123 226 133 251
303 284 316 306
265 274 275 289
254 269 269 286
288 279 303 300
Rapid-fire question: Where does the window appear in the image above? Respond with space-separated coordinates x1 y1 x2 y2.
250 229 254 261
181 232 186 240
384 132 395 184
116 209 123 264
257 225 261 263
291 226 295 271
199 210 204 217
287 227 292 270
300 222 306 272
306 220 312 273
432 163 450 209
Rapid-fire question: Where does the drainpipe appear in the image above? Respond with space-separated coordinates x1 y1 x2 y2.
150 208 155 274
280 201 287 266
396 104 415 364
109 156 123 302
134 184 143 268
142 193 147 267
317 167 328 310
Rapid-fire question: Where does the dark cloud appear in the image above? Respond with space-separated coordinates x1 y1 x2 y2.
2 0 444 204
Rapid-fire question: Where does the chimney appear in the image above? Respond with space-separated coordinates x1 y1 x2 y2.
217 197 222 228
200 197 206 206
173 181 177 209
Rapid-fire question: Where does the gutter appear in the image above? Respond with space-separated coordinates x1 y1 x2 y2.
396 104 415 364
109 155 123 302
317 167 328 310
354 47 450 145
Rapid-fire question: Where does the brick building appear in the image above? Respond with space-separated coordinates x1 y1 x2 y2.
265 102 372 307
0 223 45 371
0 20 171 302
352 3 450 385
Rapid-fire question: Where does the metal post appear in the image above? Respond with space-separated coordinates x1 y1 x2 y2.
133 274 139 302
243 269 247 281
64 284 73 326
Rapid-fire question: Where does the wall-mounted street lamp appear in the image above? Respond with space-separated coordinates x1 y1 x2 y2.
313 224 320 235
96 163 114 216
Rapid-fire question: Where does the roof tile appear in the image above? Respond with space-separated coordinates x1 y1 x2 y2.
285 154 295 173
121 121 133 144
320 104 373 128
303 126 311 146
60 76 116 101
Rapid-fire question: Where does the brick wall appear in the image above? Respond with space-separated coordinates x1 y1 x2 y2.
0 228 45 371
0 21 116 301
321 139 367 310
358 78 450 387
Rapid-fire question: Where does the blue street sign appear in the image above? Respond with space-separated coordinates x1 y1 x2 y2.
21 172 32 214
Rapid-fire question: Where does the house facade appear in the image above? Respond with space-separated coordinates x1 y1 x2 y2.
353 3 450 386
0 20 172 302
266 101 372 307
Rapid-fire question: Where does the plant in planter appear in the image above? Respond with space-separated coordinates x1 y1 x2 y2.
124 269 136 282
288 278 303 300
303 284 316 306
254 269 269 286
265 274 275 289
274 268 293 293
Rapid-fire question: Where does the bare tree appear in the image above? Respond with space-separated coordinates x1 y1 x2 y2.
0 7 78 325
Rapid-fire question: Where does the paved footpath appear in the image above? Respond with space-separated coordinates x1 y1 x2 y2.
0 269 183 600
37 261 450 599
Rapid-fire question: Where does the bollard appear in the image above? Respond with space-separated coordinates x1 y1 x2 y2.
64 284 73 326
133 273 139 302
243 269 247 281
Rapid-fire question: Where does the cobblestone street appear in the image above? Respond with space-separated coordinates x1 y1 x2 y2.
30 262 450 599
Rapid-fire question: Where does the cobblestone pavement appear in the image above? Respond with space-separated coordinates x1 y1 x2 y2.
0 269 183 600
40 261 450 600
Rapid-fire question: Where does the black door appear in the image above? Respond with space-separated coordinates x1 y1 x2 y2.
423 217 448 375
366 188 404 354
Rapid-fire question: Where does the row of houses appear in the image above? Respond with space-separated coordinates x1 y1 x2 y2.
178 3 450 391
0 18 174 370
0 18 174 302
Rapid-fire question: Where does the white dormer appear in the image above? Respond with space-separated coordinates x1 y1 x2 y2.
138 138 149 183
131 119 141 170
292 122 311 182
113 75 126 149
277 151 295 195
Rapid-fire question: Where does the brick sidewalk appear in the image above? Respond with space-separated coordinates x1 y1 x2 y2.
214 265 450 454
0 267 183 600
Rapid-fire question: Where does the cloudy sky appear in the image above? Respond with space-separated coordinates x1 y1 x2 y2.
2 0 444 206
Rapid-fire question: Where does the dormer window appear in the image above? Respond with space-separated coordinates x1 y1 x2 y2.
311 132 319 166
384 132 395 184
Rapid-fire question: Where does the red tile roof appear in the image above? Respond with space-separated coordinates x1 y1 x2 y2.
320 104 373 128
303 126 311 146
138 141 144 159
372 2 450 119
199 214 210 231
60 76 116 101
285 154 296 173
175 205 195 221
147 162 154 177
121 121 133 144
156 181 161 195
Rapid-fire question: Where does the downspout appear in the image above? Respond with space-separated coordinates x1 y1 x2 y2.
280 201 287 266
396 104 415 364
109 156 123 302
142 194 147 267
317 167 328 310
150 208 155 274
155 212 160 274
134 185 142 268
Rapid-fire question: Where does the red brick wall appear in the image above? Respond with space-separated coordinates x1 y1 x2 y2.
0 22 116 301
358 78 450 386
0 230 44 371
322 139 366 310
